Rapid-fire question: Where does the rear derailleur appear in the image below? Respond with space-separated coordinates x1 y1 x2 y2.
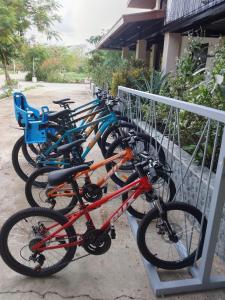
29 252 46 271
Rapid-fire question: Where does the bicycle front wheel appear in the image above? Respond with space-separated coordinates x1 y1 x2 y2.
137 202 207 269
101 122 138 157
0 208 77 277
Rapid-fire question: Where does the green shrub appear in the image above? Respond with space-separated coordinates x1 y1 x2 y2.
25 72 32 81
23 45 87 82
111 59 148 95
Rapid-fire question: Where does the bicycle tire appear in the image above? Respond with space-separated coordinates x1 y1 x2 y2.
12 136 36 182
12 132 68 182
93 115 130 151
101 121 138 157
137 202 207 269
0 207 77 277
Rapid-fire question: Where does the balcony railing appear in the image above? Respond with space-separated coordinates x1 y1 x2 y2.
166 0 225 24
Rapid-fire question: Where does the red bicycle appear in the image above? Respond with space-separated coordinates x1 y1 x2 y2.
0 158 207 277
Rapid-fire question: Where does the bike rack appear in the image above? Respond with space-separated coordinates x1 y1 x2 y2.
118 86 225 296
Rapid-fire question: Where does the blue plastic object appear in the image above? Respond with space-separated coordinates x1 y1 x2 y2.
25 121 47 144
13 92 49 143
13 92 49 126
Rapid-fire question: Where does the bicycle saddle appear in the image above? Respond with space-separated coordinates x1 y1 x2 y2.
57 138 86 155
48 164 90 186
53 98 70 104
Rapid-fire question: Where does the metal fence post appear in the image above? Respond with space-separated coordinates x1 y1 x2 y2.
198 127 225 283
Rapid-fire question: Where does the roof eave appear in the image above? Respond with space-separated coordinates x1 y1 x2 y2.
127 0 156 9
97 10 165 50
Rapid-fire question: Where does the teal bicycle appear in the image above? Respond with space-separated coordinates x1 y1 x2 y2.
12 95 139 182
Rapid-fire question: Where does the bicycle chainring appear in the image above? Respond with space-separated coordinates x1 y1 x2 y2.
83 229 111 255
82 183 103 203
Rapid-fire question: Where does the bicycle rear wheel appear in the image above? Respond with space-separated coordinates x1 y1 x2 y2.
137 202 207 269
0 207 77 277
12 136 38 181
25 167 79 214
12 135 65 182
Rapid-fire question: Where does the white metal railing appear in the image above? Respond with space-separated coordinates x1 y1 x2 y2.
118 86 225 296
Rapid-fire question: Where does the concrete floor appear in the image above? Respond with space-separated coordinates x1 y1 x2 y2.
0 83 225 300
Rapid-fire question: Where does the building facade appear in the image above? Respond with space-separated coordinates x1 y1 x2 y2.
97 0 225 73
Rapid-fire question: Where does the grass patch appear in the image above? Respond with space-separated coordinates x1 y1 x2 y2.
47 71 87 83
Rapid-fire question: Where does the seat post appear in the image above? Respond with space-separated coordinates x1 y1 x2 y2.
68 178 85 206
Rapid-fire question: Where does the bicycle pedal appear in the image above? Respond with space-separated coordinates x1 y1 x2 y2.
157 229 165 235
110 226 116 239
103 185 108 194
63 190 72 197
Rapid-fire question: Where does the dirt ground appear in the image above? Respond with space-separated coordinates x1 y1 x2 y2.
0 82 225 300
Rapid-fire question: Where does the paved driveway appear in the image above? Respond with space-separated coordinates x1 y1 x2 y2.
0 83 224 300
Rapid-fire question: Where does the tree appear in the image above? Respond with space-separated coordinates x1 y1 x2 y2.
22 44 87 81
86 35 103 47
0 3 18 84
0 0 61 85
86 35 122 88
22 45 50 80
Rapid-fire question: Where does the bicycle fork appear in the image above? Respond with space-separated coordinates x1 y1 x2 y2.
155 198 179 243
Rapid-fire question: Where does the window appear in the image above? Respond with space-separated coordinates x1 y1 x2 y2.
192 43 209 70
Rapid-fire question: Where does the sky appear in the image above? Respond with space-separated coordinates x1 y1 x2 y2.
34 0 147 47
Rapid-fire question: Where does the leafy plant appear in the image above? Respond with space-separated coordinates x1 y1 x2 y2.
111 58 147 95
133 70 169 94
87 48 123 90
159 36 225 170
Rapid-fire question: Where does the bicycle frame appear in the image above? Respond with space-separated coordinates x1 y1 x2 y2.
72 98 101 114
47 147 134 198
37 110 118 166
76 104 112 137
32 175 152 252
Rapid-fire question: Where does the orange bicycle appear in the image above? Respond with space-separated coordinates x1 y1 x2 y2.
25 132 173 215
